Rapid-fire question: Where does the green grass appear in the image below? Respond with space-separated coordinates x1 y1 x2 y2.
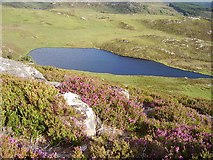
97 75 212 100
2 5 212 75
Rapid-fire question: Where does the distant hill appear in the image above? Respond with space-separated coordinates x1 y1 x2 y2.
169 2 212 19
193 2 212 8
2 2 179 15
2 2 53 10
3 2 212 18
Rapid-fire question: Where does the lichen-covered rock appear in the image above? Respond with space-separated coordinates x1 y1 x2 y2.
0 57 46 80
63 92 96 137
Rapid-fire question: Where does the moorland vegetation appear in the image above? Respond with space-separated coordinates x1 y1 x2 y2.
1 2 212 159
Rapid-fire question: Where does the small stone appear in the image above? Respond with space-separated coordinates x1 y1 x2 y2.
120 89 130 100
80 145 87 151
0 66 5 71
97 124 124 140
46 81 61 87
121 40 129 43
81 17 86 20
8 48 13 53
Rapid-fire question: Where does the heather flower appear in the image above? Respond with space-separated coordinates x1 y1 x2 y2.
175 146 179 153
17 143 23 148
9 137 17 143
128 118 136 123
154 125 212 159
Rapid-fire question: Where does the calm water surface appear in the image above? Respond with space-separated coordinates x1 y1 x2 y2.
29 48 212 78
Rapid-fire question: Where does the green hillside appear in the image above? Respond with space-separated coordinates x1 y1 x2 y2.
169 2 212 19
2 3 212 75
1 2 213 159
3 2 180 15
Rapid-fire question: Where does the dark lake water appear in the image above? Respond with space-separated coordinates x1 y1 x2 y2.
29 48 212 78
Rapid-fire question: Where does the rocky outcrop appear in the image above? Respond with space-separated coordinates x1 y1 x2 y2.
0 57 45 80
0 58 97 136
0 58 128 138
62 91 126 140
63 92 97 137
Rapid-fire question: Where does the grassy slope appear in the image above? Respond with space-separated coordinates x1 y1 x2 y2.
1 3 212 100
35 65 212 100
2 4 212 75
97 74 212 100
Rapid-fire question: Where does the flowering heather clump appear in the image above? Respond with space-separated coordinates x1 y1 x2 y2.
71 146 86 159
88 135 134 159
150 103 212 132
177 96 212 116
58 76 146 130
155 125 213 159
0 133 57 158
150 103 209 125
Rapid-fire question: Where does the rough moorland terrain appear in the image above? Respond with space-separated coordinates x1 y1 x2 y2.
1 2 212 159
1 59 212 159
